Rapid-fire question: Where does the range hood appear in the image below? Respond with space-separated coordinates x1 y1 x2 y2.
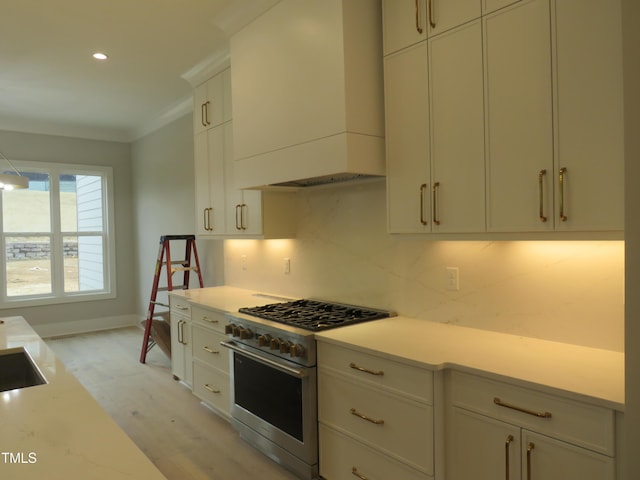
229 0 385 190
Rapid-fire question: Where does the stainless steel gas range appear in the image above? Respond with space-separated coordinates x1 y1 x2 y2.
221 299 394 480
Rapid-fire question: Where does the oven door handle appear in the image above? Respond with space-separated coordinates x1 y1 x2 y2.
220 340 309 379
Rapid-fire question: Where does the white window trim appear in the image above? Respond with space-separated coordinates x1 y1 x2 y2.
0 160 116 308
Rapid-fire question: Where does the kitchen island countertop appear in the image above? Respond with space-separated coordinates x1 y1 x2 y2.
0 316 167 480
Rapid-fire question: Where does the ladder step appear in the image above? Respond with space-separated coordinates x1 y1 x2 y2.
151 300 170 308
171 266 199 273
157 285 186 292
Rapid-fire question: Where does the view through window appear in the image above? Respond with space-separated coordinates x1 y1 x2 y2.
0 162 115 306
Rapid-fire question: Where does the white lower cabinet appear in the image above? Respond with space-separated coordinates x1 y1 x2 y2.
169 295 192 387
317 341 434 479
445 370 616 480
190 306 231 418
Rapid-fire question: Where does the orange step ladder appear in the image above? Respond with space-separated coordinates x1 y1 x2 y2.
139 235 203 363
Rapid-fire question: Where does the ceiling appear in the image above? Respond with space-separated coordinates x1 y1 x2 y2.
0 0 278 143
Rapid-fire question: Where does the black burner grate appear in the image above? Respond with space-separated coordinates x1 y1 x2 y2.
239 299 392 331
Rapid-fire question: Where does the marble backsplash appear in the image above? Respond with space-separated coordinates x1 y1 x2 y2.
224 180 624 352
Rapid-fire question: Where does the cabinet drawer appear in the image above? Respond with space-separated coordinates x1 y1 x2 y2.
317 341 433 402
319 424 431 480
191 306 226 333
319 369 433 474
169 295 191 316
192 361 230 417
192 325 229 372
449 370 615 455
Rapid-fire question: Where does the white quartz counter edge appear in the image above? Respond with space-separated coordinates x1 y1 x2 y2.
172 287 625 411
0 316 167 480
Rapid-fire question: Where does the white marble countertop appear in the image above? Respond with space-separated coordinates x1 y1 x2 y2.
0 316 167 480
172 286 625 411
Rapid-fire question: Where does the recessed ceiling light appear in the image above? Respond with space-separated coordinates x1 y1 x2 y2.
92 52 109 61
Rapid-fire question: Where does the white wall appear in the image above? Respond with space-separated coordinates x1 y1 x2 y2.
225 180 624 352
0 129 136 332
131 114 224 318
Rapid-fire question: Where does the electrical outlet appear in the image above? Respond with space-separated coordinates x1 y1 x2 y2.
283 257 291 274
446 267 459 291
241 254 247 271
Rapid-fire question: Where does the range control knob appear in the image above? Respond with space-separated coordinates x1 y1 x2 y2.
239 327 253 339
258 334 272 347
269 338 282 350
290 344 305 358
280 340 293 354
225 323 236 335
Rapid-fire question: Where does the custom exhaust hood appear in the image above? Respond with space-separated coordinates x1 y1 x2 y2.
229 0 385 189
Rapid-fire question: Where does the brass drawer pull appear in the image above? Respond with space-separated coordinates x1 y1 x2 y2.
204 384 221 394
201 316 219 324
202 346 219 354
349 362 384 376
352 467 369 480
494 397 552 418
350 408 384 425
174 304 188 311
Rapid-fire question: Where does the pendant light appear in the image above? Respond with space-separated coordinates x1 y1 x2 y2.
0 152 29 191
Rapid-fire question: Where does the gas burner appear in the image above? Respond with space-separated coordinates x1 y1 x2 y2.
239 299 394 331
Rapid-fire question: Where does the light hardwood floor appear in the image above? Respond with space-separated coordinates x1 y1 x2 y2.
45 327 299 480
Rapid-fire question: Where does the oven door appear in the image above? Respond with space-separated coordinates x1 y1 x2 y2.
221 340 318 468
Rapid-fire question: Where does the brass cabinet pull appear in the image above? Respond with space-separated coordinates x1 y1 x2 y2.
201 103 207 127
241 204 248 230
349 362 384 376
505 435 514 480
352 467 369 480
204 384 221 394
538 170 547 222
177 320 183 344
420 183 428 225
204 208 213 231
526 442 535 480
415 0 423 34
428 0 436 28
559 167 568 222
494 397 552 418
350 408 384 425
204 100 211 126
235 204 242 230
432 181 441 225
202 346 219 354
201 316 219 324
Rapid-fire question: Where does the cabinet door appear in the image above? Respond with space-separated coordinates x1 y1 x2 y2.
385 42 430 233
195 127 226 236
382 0 427 55
429 21 485 232
428 0 481 37
448 407 520 480
552 0 624 231
194 131 212 236
485 0 553 232
483 0 521 14
170 316 192 387
522 430 615 480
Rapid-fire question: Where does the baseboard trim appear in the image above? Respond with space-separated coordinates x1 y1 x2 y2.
34 314 143 339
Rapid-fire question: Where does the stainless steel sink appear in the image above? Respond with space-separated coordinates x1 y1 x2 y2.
0 347 47 392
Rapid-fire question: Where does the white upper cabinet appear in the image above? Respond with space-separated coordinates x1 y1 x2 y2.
385 43 430 233
193 68 231 136
230 0 385 189
382 0 427 55
484 0 554 232
428 20 485 232
427 0 481 37
552 0 624 231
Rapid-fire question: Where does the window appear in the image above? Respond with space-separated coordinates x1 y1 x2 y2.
0 161 115 307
